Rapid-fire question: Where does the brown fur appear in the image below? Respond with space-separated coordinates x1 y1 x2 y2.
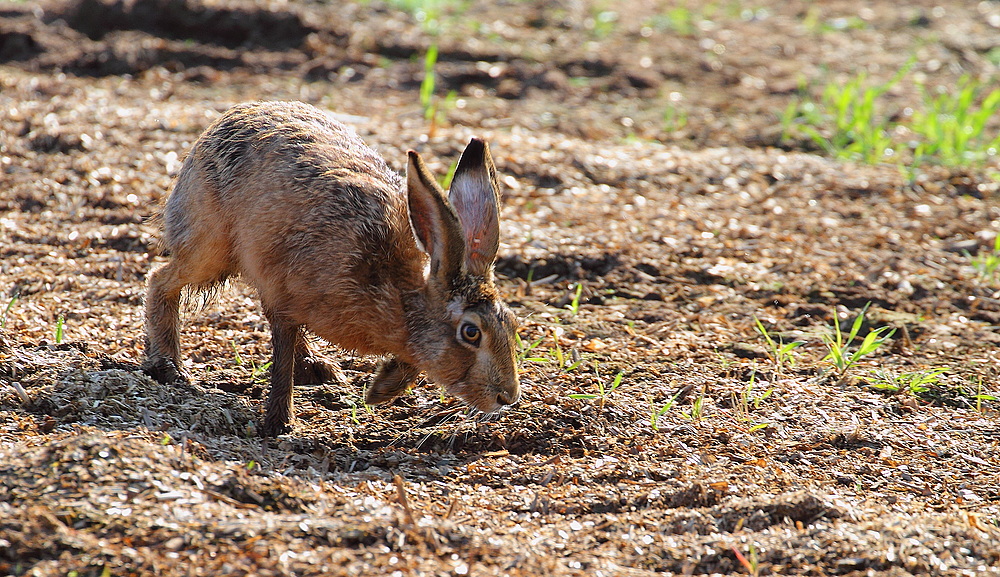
143 101 520 436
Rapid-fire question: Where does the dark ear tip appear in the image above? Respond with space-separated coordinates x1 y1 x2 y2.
459 138 488 167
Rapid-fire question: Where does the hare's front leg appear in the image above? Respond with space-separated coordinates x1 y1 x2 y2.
143 261 190 385
293 331 340 385
262 307 301 437
365 356 420 406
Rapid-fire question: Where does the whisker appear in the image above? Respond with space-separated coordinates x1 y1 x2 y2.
416 426 438 450
415 405 466 428
415 406 466 451
385 403 437 447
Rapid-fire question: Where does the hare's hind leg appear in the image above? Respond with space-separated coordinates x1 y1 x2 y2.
144 172 234 385
144 261 190 384
144 252 232 384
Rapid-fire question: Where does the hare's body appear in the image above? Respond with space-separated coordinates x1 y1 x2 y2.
145 101 519 436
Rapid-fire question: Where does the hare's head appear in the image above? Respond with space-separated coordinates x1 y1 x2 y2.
369 138 520 413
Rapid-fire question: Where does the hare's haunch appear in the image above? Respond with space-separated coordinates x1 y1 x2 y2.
143 101 520 436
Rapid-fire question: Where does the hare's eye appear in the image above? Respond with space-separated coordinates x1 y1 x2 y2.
460 323 482 347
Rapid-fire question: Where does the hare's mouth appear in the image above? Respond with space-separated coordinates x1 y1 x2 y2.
446 380 504 414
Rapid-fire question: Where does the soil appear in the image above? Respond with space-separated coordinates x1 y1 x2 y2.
2 0 1000 575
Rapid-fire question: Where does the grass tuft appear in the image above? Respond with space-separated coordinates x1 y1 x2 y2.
910 77 1000 167
649 388 683 432
968 235 1000 284
782 64 910 164
821 303 895 381
782 64 1000 168
753 316 803 373
568 368 625 410
862 367 947 396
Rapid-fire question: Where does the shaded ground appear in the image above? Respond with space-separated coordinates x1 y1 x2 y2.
2 0 1000 575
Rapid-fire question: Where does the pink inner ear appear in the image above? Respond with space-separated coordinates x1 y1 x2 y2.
407 151 440 256
408 194 435 255
449 171 499 276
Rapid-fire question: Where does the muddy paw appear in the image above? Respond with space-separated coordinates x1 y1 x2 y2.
294 355 341 385
260 416 292 438
142 357 191 386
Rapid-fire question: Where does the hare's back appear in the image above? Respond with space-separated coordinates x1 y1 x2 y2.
178 102 422 315
192 101 403 212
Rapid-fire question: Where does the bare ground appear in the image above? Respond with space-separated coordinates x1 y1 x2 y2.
2 0 1000 575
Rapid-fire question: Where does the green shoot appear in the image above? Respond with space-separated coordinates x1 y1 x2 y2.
753 316 803 373
862 368 947 395
560 346 586 373
567 283 584 316
1 293 17 330
524 328 586 373
246 460 257 471
231 340 243 366
420 44 439 121
660 7 696 36
383 0 463 34
418 44 456 135
732 543 761 577
821 303 896 380
251 360 272 380
784 65 909 163
911 77 1000 166
663 102 688 133
54 315 65 344
732 368 773 431
568 369 625 410
781 61 910 164
974 375 998 413
516 332 548 364
681 391 705 422
968 235 1000 283
649 389 683 432
783 63 999 168
232 340 271 379
346 391 374 424
441 159 459 190
590 9 619 39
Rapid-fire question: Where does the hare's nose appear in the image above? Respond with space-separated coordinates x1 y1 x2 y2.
497 390 519 406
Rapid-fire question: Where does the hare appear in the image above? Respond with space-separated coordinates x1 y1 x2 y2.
143 101 520 436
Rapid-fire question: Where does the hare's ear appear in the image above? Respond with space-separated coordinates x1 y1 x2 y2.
449 138 501 277
407 150 466 283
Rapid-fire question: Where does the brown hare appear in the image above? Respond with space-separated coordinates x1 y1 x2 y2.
143 101 520 436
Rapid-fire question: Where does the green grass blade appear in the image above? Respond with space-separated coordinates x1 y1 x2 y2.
608 371 625 393
420 44 439 119
1 293 18 330
846 302 871 344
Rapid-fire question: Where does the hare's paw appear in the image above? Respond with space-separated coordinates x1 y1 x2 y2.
294 355 341 385
365 357 420 405
142 356 191 386
260 415 292 437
